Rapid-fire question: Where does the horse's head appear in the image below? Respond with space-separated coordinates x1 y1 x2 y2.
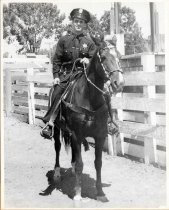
98 41 124 93
89 31 124 93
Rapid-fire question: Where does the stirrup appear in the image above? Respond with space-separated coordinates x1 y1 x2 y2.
40 123 54 140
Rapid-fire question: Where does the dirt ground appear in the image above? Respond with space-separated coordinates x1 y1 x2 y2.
2 115 167 208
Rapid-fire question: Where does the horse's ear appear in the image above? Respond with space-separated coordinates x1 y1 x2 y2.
91 37 101 46
90 32 104 47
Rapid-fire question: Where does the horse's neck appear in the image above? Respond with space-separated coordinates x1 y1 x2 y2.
72 55 105 110
91 56 104 88
88 64 104 106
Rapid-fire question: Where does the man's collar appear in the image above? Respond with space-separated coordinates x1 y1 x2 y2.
70 30 84 38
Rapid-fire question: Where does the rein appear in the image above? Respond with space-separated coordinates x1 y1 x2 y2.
83 51 123 95
83 62 106 94
60 51 122 118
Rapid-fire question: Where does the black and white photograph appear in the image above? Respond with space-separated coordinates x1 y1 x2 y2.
1 0 168 208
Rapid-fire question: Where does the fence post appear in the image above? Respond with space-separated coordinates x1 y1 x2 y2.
141 53 157 164
116 93 124 155
27 68 35 124
107 134 114 155
5 69 12 116
111 93 124 156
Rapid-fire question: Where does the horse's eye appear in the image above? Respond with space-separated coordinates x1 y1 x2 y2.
103 48 109 53
101 54 106 61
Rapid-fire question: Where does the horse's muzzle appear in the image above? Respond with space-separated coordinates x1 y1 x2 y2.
110 70 124 93
111 83 123 93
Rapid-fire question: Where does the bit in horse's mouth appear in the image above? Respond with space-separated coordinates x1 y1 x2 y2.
114 81 118 89
111 82 123 93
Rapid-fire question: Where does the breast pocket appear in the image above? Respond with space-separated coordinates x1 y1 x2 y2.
63 48 72 60
80 46 89 56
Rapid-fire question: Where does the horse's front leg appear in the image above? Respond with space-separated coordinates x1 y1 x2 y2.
71 138 76 175
95 136 108 202
71 137 89 175
71 132 83 201
53 126 61 182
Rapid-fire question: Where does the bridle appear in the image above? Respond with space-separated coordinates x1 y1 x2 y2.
83 49 123 94
97 50 123 78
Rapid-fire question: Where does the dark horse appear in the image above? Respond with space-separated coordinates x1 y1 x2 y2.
52 40 124 202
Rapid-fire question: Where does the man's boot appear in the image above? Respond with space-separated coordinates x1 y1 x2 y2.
41 107 60 140
40 122 54 140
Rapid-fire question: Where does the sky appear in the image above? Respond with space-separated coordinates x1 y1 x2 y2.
54 0 166 38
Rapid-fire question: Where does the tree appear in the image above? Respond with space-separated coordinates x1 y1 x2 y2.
120 6 147 54
3 3 65 53
120 6 136 33
88 14 102 34
99 6 147 54
100 11 111 34
124 22 147 54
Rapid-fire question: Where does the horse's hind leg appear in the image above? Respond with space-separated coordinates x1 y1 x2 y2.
94 136 108 202
53 126 61 182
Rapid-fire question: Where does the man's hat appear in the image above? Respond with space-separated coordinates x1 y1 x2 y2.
70 8 91 23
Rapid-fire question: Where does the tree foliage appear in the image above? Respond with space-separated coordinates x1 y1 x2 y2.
99 6 147 54
3 3 65 53
120 6 136 33
88 14 102 34
100 11 111 34
3 3 148 55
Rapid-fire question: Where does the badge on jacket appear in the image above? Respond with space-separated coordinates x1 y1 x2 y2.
82 43 88 49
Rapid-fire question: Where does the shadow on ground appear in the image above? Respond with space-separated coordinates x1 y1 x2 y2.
39 168 111 200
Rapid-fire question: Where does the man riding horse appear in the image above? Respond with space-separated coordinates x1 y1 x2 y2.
41 8 117 139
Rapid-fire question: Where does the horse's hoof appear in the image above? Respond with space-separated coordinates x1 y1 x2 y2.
53 173 61 183
97 195 109 202
73 194 82 201
54 176 60 182
53 167 61 183
71 168 75 175
53 176 60 183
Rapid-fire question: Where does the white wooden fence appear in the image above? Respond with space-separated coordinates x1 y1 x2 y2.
110 53 165 167
3 53 166 167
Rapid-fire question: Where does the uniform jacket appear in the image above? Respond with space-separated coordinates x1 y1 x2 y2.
53 32 96 82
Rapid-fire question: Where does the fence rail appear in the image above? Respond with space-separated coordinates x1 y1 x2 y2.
3 52 166 167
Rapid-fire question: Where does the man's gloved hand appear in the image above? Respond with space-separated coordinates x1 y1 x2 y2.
53 77 60 85
104 80 111 90
80 57 89 65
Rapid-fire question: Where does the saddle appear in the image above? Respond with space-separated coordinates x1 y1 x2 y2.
40 71 82 139
41 70 118 141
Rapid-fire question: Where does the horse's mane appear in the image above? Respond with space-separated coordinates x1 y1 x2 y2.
88 48 99 67
64 47 102 104
86 46 102 74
